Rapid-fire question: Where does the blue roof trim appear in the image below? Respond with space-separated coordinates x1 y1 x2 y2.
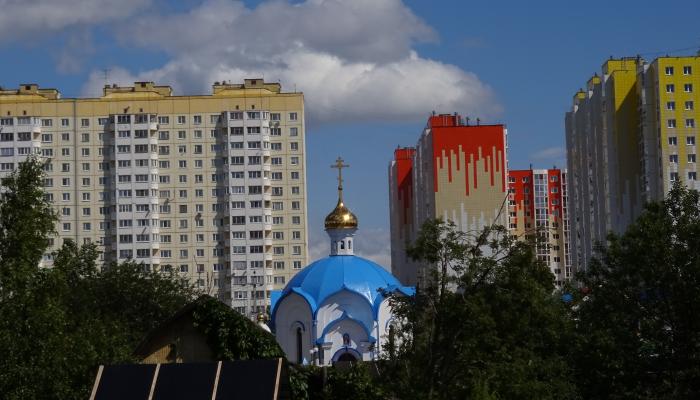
312 287 374 319
270 290 282 312
270 287 316 325
371 285 416 318
271 254 415 325
315 311 376 345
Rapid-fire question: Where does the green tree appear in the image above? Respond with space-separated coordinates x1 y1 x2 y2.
384 219 577 400
573 184 700 399
0 156 57 296
0 158 197 399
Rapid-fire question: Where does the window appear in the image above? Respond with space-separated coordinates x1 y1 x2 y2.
289 127 298 136
289 112 298 121
689 172 697 181
689 154 696 163
688 136 696 146
669 136 678 145
177 115 186 124
669 154 678 163
665 66 674 75
686 101 695 111
667 101 676 110
292 216 301 225
292 231 301 240
684 83 693 93
668 119 677 128
687 119 696 128
684 66 692 75
293 261 302 270
666 84 675 93
193 115 202 125
61 118 70 127
671 172 679 181
290 142 298 151
290 156 299 165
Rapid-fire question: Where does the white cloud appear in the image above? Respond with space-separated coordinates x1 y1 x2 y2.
0 0 150 42
55 29 95 74
80 0 501 123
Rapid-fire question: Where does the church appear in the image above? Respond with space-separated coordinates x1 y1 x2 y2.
270 158 414 365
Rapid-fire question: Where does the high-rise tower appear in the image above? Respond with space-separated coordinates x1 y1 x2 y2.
566 55 700 271
0 79 308 316
389 114 508 285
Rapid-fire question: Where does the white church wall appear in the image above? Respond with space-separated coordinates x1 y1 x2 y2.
274 292 313 364
322 319 372 362
315 290 374 338
376 298 393 356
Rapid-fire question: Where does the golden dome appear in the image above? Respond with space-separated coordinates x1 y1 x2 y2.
324 199 358 230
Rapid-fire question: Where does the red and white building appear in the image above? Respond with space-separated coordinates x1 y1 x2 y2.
507 168 572 287
389 114 508 285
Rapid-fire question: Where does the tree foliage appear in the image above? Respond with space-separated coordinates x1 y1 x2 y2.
573 184 700 399
383 219 577 400
289 363 385 400
0 158 197 399
0 156 57 296
191 296 285 360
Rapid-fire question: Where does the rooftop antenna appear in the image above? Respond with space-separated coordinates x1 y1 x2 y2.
102 69 111 86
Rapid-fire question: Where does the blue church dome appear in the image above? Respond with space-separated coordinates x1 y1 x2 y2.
271 255 414 317
270 157 415 365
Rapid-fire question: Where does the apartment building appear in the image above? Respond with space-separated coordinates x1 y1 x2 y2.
389 114 508 285
508 168 571 288
0 79 308 316
566 55 699 271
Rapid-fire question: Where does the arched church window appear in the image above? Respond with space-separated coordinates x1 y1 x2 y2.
296 327 303 364
340 241 345 250
348 240 352 249
342 333 350 346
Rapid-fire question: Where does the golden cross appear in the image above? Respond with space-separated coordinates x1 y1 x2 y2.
331 157 350 196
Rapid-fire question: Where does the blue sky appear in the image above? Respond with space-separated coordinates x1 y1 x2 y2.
1 0 698 264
